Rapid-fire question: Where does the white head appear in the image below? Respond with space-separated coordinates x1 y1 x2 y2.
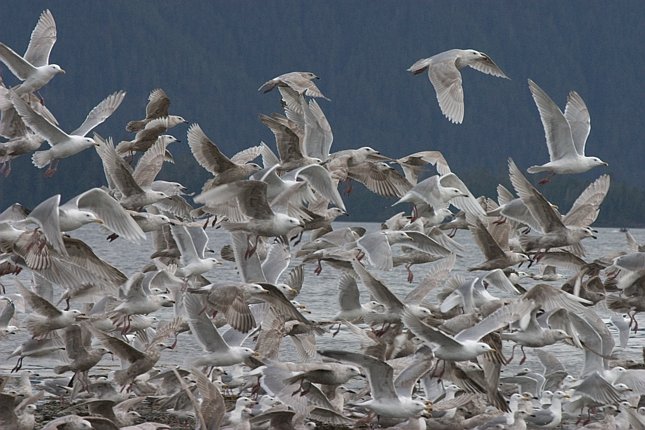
48 64 65 74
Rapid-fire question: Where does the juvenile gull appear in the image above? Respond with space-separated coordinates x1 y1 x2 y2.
319 350 432 420
258 71 329 100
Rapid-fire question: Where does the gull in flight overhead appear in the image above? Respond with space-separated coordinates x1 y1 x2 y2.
0 10 64 97
10 90 125 176
526 79 607 183
408 48 508 124
258 71 329 100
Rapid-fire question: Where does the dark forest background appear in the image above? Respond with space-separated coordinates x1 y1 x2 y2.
1 1 643 226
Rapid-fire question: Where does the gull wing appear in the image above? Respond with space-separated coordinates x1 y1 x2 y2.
11 91 69 145
71 188 145 242
439 173 487 218
401 307 463 350
468 54 509 78
562 174 610 227
24 10 57 67
563 90 591 156
404 253 455 303
351 258 405 312
187 123 236 175
528 79 577 160
0 43 37 81
184 292 230 353
427 55 465 124
94 134 144 197
170 225 199 261
319 350 399 402
508 158 565 233
455 299 533 342
26 193 66 256
71 90 126 137
14 279 61 318
87 325 146 363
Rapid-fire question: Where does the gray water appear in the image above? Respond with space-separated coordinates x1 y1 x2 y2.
1 224 644 382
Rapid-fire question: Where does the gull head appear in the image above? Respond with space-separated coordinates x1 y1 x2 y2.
474 342 494 354
591 157 608 167
465 49 487 60
81 137 96 147
244 283 267 295
49 64 65 74
247 163 262 172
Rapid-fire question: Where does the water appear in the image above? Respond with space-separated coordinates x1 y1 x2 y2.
1 224 644 383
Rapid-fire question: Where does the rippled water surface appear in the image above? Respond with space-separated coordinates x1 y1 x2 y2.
1 224 644 382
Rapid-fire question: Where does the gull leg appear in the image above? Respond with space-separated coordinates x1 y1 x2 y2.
492 216 506 225
506 343 518 364
43 160 59 177
538 173 555 185
244 235 259 259
314 259 323 276
406 263 414 283
11 356 23 373
519 346 527 365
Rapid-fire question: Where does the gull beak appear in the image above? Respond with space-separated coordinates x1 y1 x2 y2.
75 314 89 321
60 68 66 74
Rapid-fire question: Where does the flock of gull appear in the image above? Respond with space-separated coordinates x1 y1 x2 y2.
0 9 644 430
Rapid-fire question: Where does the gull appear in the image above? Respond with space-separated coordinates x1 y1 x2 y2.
126 88 173 132
350 258 434 324
356 229 452 271
94 134 169 210
402 299 533 362
393 150 450 185
319 350 432 420
116 116 185 156
8 337 65 372
407 48 508 124
170 224 220 277
62 188 146 241
394 172 485 220
54 324 111 389
187 123 261 192
439 269 521 314
465 212 529 271
258 71 329 99
508 158 597 253
14 279 87 338
1 87 124 176
188 281 267 333
182 292 258 367
0 296 18 336
278 86 333 161
195 179 303 256
111 272 174 331
346 160 412 198
87 319 180 387
501 306 574 364
332 272 382 323
0 10 64 97
260 163 346 212
526 79 607 183
10 89 125 176
260 113 323 172
525 390 569 428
